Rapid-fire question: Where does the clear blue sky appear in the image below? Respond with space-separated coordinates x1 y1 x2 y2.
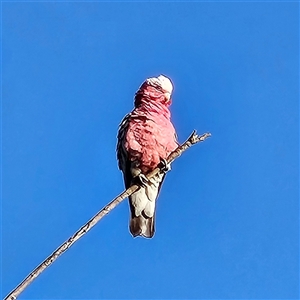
2 1 299 299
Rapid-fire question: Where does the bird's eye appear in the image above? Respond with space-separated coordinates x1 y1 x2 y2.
155 85 164 92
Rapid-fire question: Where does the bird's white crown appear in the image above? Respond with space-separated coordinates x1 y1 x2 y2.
146 75 173 94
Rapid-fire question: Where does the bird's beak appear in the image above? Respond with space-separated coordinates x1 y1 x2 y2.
165 92 171 103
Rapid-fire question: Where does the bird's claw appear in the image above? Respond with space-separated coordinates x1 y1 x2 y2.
160 158 171 173
137 173 149 187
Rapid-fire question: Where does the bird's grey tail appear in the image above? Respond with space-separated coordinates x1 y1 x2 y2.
128 172 165 239
130 215 155 238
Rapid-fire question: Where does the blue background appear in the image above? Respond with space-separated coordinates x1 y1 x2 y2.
2 1 299 299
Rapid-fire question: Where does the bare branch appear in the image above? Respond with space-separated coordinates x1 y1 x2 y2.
4 131 211 300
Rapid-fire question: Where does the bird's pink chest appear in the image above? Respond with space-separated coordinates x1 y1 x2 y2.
125 110 177 172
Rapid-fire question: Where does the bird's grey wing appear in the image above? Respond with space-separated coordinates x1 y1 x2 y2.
116 113 133 188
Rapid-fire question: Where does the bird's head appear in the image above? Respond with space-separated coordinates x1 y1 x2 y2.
146 75 173 102
135 75 174 107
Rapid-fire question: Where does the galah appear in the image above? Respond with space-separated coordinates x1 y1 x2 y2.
117 75 178 238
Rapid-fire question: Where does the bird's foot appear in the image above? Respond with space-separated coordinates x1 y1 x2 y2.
136 173 149 187
160 158 171 173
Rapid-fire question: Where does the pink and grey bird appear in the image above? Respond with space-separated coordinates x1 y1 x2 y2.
117 75 178 238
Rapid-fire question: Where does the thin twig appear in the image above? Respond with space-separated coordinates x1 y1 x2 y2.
4 131 211 300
